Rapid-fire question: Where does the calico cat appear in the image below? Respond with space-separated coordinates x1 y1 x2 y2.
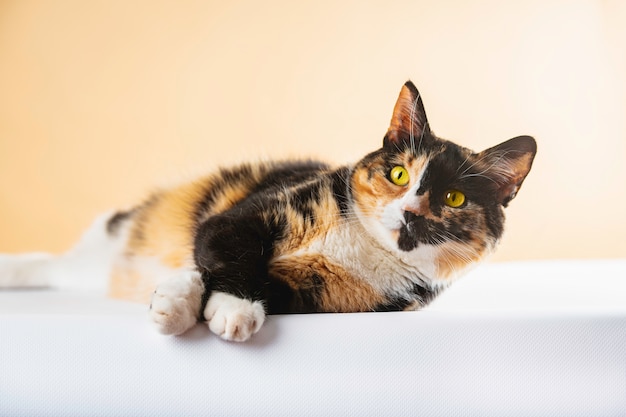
0 81 536 342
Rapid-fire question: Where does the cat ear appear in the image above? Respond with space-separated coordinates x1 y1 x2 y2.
477 135 537 207
383 81 431 148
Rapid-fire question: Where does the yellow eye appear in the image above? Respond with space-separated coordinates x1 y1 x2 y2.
444 190 466 208
389 166 410 186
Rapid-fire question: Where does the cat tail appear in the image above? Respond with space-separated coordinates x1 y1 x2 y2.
0 212 129 293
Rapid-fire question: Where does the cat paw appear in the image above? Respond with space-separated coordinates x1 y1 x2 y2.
203 292 265 342
149 271 203 336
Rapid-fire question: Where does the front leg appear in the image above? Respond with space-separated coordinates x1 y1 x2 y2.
150 269 204 336
203 291 265 342
194 210 281 342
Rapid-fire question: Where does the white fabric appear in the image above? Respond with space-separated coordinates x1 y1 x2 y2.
1 260 625 416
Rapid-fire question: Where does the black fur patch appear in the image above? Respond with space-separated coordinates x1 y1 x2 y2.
374 296 414 312
249 160 329 196
409 281 441 305
398 212 442 251
330 167 352 217
266 273 325 314
193 164 253 223
289 180 325 225
375 282 439 311
106 209 134 236
194 197 288 307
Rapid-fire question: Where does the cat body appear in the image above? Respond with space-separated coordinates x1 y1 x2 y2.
0 81 536 341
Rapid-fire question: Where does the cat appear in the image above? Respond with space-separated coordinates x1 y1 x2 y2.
0 81 536 342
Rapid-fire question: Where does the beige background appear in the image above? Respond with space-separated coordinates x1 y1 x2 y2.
1 0 625 262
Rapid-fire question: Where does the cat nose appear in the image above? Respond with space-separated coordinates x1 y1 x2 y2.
403 204 421 216
402 197 428 217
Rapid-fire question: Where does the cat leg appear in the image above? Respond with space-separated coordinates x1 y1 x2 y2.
0 212 126 292
149 270 203 336
194 212 278 342
203 291 265 342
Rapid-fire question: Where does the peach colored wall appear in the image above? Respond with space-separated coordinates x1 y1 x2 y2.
1 0 625 261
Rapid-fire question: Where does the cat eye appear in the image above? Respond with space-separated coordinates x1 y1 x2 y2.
444 190 466 208
389 166 410 186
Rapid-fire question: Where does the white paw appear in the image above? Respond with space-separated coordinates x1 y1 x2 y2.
150 271 203 336
203 292 265 342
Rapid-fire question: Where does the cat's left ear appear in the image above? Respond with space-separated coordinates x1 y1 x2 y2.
478 135 537 207
383 81 431 148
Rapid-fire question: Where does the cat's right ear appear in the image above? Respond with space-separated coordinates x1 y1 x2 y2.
478 135 537 207
383 81 431 149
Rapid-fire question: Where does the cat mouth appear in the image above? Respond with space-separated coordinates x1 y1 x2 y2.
397 211 441 251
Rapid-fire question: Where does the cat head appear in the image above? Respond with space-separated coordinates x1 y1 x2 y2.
351 81 536 284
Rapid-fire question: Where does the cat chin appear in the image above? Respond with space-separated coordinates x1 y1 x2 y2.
394 236 491 288
355 210 447 284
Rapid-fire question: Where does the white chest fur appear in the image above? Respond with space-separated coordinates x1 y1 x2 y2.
279 219 438 295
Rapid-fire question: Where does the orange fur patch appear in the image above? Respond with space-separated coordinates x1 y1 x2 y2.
273 185 341 255
110 176 222 302
270 254 385 312
108 264 156 304
434 240 487 280
126 181 206 266
352 153 430 221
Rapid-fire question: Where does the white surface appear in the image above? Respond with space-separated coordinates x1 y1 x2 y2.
428 259 626 313
1 260 625 416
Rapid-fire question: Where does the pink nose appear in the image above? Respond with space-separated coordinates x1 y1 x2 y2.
402 197 429 217
402 205 420 216
402 204 424 216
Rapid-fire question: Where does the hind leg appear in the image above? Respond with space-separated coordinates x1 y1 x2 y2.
0 253 55 288
0 212 122 292
149 270 203 335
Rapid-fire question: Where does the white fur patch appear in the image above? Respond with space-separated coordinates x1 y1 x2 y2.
150 270 204 336
381 159 428 222
203 292 265 342
0 253 55 288
380 197 406 231
276 219 430 297
0 212 126 292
